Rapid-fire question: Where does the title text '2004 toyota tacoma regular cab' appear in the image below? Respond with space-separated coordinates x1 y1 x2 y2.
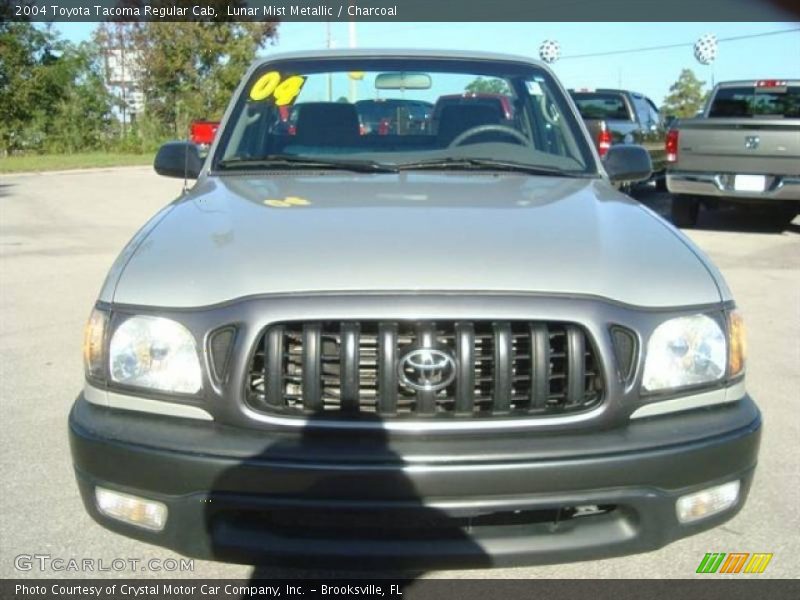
70 50 760 569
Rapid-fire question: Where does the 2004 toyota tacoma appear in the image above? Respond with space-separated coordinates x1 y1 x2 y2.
69 50 760 569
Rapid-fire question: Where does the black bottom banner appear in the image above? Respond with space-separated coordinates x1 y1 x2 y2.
3 580 799 600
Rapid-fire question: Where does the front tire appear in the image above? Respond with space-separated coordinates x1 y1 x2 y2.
766 208 797 230
671 196 700 228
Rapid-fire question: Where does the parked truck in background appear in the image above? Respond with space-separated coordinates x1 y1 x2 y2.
666 79 800 227
570 88 667 187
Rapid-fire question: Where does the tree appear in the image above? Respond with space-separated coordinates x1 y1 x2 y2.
0 23 114 154
97 21 279 140
464 77 510 95
662 69 708 118
0 23 52 152
46 41 116 153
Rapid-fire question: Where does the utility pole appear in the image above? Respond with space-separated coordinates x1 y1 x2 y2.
118 24 127 140
348 4 358 102
326 21 333 101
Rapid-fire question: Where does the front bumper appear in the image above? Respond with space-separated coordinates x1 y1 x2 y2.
667 171 800 202
69 394 761 569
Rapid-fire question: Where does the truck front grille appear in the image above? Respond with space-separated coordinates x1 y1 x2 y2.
245 321 603 419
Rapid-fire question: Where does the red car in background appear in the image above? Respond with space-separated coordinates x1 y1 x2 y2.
190 120 220 149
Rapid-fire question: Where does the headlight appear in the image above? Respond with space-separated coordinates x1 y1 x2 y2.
642 314 726 392
109 316 202 394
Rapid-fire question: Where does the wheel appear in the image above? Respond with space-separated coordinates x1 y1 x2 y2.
671 196 700 228
655 174 667 192
772 205 798 226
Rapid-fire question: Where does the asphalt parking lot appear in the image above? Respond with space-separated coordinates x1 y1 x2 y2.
0 167 798 579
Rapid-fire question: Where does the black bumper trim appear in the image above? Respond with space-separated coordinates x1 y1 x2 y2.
69 394 761 568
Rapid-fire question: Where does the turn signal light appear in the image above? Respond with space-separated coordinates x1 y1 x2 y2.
96 487 168 531
83 308 108 379
676 480 740 524
728 310 747 377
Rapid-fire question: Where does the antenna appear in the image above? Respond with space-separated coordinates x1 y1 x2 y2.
183 125 190 195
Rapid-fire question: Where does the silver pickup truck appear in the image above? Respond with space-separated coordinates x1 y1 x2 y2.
667 79 800 227
69 50 759 569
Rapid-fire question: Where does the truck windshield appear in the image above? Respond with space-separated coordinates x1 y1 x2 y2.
214 57 594 174
708 86 800 118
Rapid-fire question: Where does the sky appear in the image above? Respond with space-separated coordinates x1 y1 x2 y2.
56 21 800 105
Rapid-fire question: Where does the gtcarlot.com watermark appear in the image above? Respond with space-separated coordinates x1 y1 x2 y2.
14 554 194 573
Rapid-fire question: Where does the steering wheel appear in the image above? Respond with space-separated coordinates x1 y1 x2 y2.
448 124 531 148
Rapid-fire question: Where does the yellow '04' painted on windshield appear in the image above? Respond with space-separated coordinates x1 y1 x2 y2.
249 71 306 106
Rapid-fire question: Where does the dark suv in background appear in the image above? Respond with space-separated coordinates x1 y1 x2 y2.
570 88 667 186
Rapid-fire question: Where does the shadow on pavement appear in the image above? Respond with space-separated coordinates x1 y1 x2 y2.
631 185 799 235
203 412 491 587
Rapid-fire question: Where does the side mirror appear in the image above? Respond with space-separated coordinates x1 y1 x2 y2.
154 141 203 179
603 144 652 183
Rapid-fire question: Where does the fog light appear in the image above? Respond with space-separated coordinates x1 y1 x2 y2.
676 480 740 524
95 487 168 531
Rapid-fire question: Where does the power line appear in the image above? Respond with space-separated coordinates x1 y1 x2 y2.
559 27 800 60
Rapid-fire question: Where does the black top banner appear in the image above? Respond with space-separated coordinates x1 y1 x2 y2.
4 0 800 22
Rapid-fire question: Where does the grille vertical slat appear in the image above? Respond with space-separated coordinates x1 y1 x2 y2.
378 322 399 416
454 322 475 415
264 325 284 408
247 320 603 420
566 325 585 406
529 323 550 410
492 322 512 414
302 323 322 412
340 323 360 413
414 322 437 416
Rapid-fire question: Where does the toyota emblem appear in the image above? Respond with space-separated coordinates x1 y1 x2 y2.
398 347 457 392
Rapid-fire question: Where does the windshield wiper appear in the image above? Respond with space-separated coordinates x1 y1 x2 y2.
217 154 398 173
395 158 590 177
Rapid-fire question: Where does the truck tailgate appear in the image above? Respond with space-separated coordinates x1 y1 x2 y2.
675 118 800 175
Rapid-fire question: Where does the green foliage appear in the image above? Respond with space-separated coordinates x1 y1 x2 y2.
464 77 510 95
662 69 708 118
0 23 115 154
0 20 279 156
97 22 278 140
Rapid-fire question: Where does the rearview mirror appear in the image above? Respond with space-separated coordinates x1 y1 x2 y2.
603 145 652 183
375 72 432 90
154 141 204 179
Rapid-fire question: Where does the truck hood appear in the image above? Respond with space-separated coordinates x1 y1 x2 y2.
109 172 722 308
